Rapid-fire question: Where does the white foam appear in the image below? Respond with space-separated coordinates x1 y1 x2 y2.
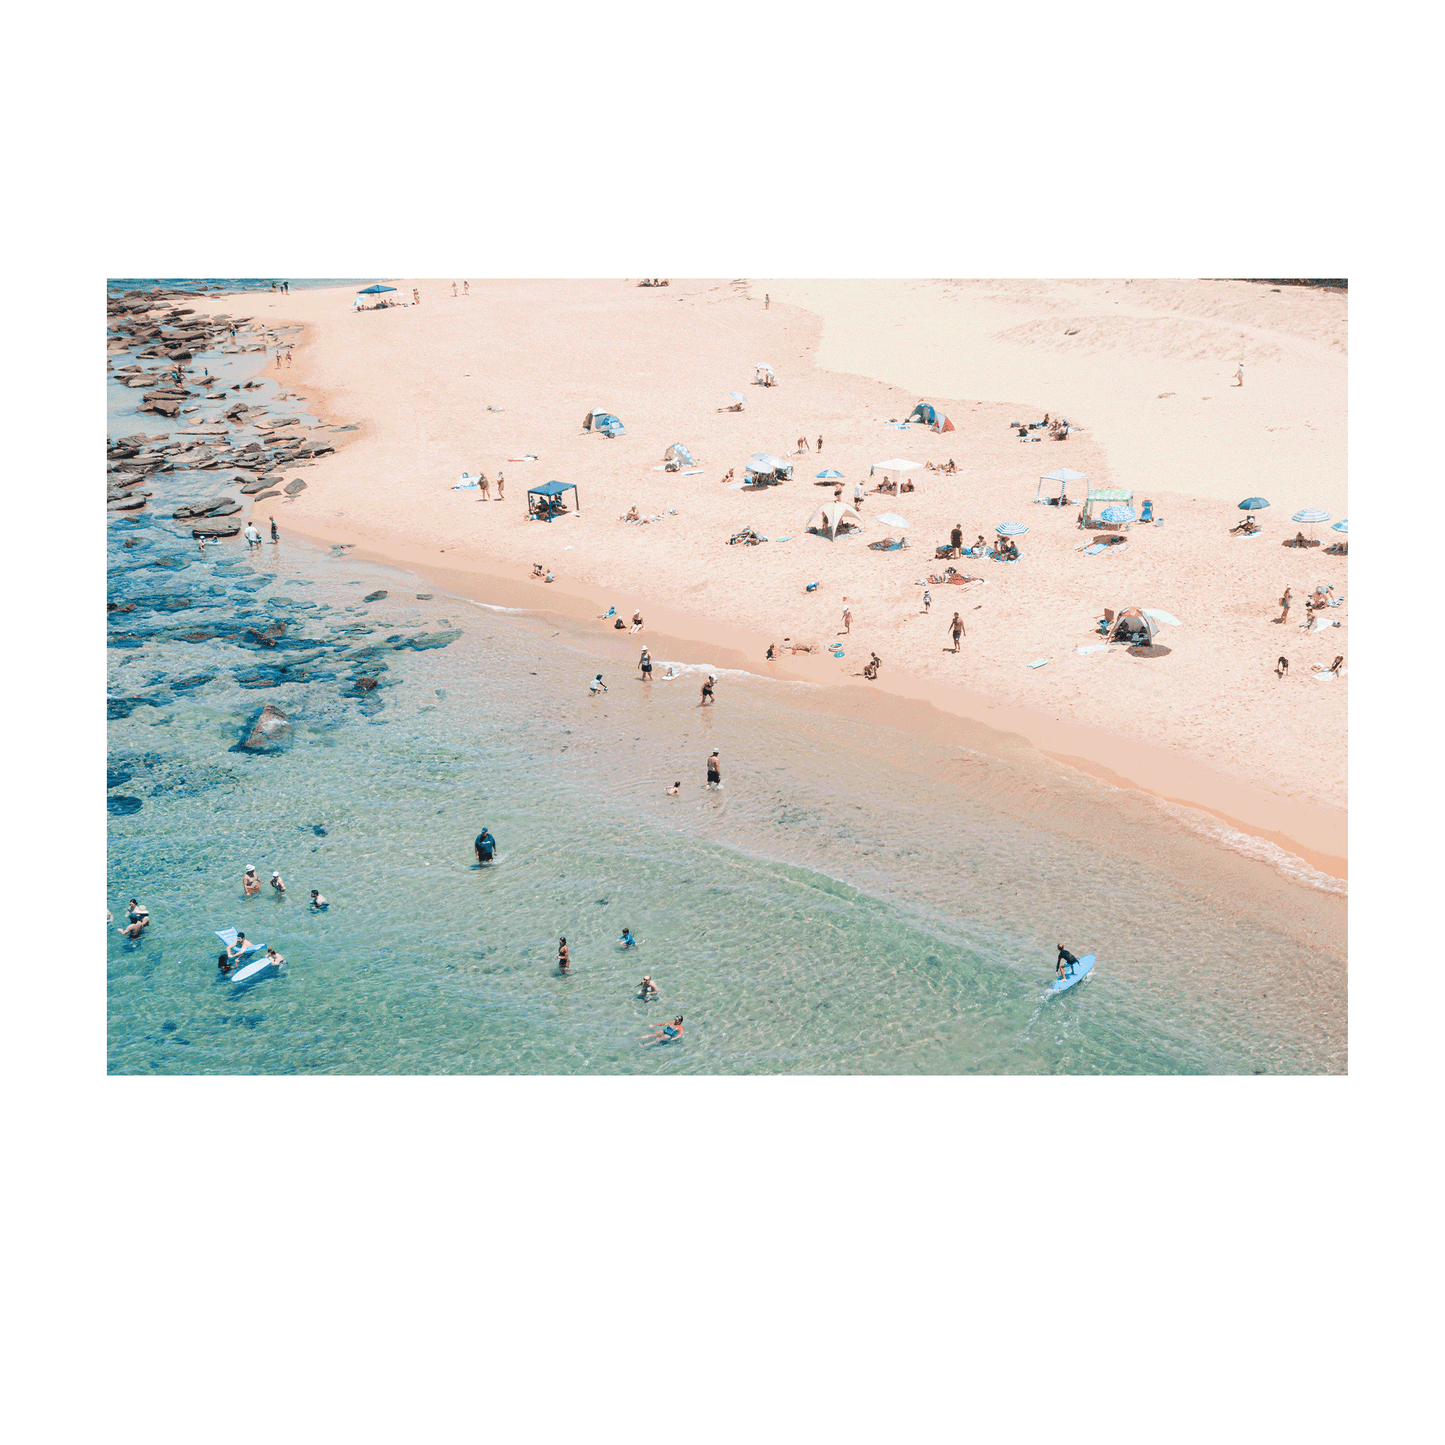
465 599 526 614
1152 798 1347 896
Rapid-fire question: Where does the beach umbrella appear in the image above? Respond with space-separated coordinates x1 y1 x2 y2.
1100 505 1137 525
728 391 745 403
1292 508 1331 524
1142 609 1183 627
357 285 396 295
1332 519 1348 534
816 469 844 479
876 512 909 529
1238 497 1270 510
995 521 1029 536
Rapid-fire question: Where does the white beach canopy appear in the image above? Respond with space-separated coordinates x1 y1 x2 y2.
1036 467 1088 503
806 502 865 540
871 458 924 494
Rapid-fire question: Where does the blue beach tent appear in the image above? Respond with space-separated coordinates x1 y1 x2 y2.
582 407 626 437
664 442 694 467
907 400 955 432
527 479 580 521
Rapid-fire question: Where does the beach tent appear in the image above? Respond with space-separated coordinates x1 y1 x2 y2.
754 363 775 385
1080 487 1133 527
871 458 924 495
527 479 580 522
907 401 955 433
805 502 865 540
745 452 793 482
663 443 694 468
1036 467 1088 504
582 407 626 437
1107 606 1157 647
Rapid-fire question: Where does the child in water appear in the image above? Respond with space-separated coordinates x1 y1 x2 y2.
620 929 638 948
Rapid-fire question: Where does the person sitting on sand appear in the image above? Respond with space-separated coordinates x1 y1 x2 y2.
544 571 554 583
667 781 680 795
1313 655 1345 677
1276 656 1289 678
1308 585 1334 610
899 479 915 493
973 535 986 554
532 563 545 577
638 974 658 998
243 866 261 897
641 1015 684 1045
630 611 644 633
622 506 640 522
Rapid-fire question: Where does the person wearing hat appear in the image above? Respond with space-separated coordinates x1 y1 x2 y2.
270 871 287 897
242 866 261 897
475 828 496 865
589 674 608 694
706 749 722 790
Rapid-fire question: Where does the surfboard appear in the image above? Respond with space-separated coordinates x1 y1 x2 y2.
1051 953 1096 993
231 953 281 983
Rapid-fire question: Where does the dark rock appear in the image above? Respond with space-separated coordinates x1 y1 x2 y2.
191 522 241 538
170 673 215 692
240 702 291 751
252 491 282 502
239 478 273 495
416 594 434 600
107 767 133 788
353 677 378 692
283 479 307 495
363 590 388 603
108 795 144 816
173 497 238 520
108 496 147 511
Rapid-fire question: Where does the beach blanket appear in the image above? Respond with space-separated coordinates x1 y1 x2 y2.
1234 530 1264 538
1312 669 1347 682
774 536 792 542
507 454 538 462
1082 543 1107 555
1027 658 1050 669
454 474 480 489
1075 644 1109 655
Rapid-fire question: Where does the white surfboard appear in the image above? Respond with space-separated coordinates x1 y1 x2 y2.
232 952 282 983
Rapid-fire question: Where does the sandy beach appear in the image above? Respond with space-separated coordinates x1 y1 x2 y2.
174 278 1347 871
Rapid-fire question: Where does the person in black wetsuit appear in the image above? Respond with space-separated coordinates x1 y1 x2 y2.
475 828 496 865
1056 944 1080 981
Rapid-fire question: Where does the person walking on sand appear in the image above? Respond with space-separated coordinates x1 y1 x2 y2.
817 436 823 453
496 473 505 500
478 473 490 500
1275 587 1292 623
797 436 810 454
412 288 420 305
922 589 932 614
706 749 722 789
700 673 715 706
840 600 851 635
464 281 469 295
639 647 653 682
854 479 865 508
764 293 770 310
285 351 291 368
1234 361 1244 387
949 612 964 651
452 282 457 297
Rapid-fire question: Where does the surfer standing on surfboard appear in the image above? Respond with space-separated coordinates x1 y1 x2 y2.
1057 944 1080 981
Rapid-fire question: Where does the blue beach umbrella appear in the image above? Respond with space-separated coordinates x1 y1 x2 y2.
358 284 396 295
1100 505 1137 525
1292 508 1331 524
816 469 844 479
1238 497 1270 510
1332 519 1348 534
995 521 1029 536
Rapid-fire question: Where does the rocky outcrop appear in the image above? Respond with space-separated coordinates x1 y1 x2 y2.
240 702 292 752
363 590 388 602
283 479 307 495
172 497 240 520
191 521 241 538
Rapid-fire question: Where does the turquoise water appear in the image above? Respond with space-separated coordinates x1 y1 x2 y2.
106 293 1347 1075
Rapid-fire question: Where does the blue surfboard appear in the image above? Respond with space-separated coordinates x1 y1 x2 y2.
1051 953 1095 992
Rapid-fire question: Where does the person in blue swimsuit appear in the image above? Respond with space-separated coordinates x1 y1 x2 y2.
619 929 637 948
641 1015 683 1045
1056 944 1079 981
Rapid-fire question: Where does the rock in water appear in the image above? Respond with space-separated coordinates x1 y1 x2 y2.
363 590 388 602
240 702 292 752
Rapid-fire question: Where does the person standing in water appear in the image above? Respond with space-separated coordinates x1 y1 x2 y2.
270 871 287 897
706 749 722 789
638 974 658 999
243 866 261 897
700 673 715 706
639 647 653 682
557 938 571 973
309 889 327 909
269 516 279 544
620 929 638 948
475 828 496 865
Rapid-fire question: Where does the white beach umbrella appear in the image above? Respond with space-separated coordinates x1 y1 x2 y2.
874 458 922 472
875 512 909 528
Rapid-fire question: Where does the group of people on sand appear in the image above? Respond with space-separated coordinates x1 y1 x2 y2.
530 563 554 582
923 459 959 473
472 471 504 501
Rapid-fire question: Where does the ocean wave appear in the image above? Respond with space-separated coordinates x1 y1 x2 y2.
464 599 526 614
1152 798 1347 896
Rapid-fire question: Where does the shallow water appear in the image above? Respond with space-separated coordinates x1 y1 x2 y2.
106 288 1346 1076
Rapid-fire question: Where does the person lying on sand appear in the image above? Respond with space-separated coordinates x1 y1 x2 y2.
1312 655 1345 677
717 403 744 412
1230 516 1260 534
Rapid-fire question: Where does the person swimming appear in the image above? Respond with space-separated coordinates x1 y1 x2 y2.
620 929 638 948
263 947 285 970
1056 944 1080 981
227 931 250 967
666 782 680 796
641 1014 683 1045
309 889 327 909
638 974 658 998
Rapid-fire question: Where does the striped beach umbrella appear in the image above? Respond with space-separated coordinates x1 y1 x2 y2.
1238 497 1270 510
1100 505 1137 525
1332 519 1348 534
1292 508 1331 524
816 469 844 479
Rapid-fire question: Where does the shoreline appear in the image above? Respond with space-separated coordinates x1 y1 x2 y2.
174 279 1345 880
281 514 1346 880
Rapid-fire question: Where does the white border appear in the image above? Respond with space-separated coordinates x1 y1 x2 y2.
53 228 1387 1127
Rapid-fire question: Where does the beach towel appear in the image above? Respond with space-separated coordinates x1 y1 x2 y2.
507 454 538 462
681 469 704 476
1075 644 1109 655
1027 658 1050 668
453 474 480 489
1082 543 1107 555
1234 530 1264 538
1312 669 1347 682
774 536 792 542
